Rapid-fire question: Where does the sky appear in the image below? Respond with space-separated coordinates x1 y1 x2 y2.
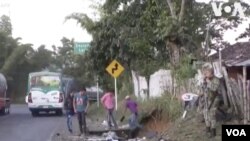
0 0 249 50
0 0 98 49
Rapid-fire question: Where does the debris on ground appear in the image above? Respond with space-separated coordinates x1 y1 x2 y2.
102 131 119 140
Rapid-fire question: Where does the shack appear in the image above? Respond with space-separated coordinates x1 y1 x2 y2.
210 41 250 124
210 42 250 79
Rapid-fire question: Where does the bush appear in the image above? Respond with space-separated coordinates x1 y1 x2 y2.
139 93 183 122
118 70 134 101
174 55 197 86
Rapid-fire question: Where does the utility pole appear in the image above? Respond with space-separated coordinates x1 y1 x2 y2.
204 16 212 62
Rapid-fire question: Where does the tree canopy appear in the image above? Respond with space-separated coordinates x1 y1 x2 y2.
65 0 249 89
1 0 250 101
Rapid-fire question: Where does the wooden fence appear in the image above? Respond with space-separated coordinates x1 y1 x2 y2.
222 67 250 122
181 67 250 123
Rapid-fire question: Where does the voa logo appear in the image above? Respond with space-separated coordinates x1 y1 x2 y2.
226 129 247 136
211 2 245 17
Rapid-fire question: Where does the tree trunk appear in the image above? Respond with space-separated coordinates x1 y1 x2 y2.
146 75 150 100
131 70 140 98
166 40 180 66
179 0 186 23
136 71 141 98
166 0 177 19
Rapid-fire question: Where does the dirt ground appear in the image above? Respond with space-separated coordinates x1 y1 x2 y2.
50 103 130 141
166 110 240 141
50 103 235 141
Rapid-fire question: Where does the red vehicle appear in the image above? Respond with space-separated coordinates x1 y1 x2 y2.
0 73 10 115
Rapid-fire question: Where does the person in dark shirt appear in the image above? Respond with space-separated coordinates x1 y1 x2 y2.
64 90 75 133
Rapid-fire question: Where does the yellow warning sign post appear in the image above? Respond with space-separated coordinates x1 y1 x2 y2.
106 60 125 110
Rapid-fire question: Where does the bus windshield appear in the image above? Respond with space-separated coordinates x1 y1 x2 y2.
30 75 60 89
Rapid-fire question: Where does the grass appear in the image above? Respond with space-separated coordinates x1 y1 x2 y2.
86 91 230 141
139 93 183 122
166 110 222 141
87 90 184 139
132 93 183 139
87 100 126 125
87 101 106 120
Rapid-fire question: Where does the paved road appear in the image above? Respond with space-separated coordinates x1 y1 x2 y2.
0 104 65 141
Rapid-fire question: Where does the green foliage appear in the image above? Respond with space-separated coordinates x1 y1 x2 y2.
2 0 247 104
0 15 12 35
174 55 197 82
139 93 182 122
64 0 170 92
65 0 243 84
0 45 32 75
117 70 133 100
0 15 60 102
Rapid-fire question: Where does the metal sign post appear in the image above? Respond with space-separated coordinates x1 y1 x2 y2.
115 78 118 111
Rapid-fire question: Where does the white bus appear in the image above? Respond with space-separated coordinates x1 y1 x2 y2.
26 71 64 116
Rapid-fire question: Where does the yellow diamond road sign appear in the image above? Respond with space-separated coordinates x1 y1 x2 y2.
106 60 124 78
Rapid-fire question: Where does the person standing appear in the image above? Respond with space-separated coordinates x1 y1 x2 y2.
201 64 221 138
122 95 142 138
73 86 89 136
101 89 118 129
64 90 75 133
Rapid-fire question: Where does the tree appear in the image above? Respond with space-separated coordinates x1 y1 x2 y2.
0 15 12 36
65 0 168 88
65 0 250 96
0 45 32 75
54 37 75 70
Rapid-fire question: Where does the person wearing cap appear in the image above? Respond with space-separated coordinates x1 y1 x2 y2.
200 64 221 138
101 88 118 129
123 95 142 138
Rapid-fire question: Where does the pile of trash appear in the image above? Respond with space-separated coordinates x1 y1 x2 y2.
102 131 119 141
101 120 130 130
102 131 148 141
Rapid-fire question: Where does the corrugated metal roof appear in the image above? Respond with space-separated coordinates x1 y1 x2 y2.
210 42 250 66
231 59 250 67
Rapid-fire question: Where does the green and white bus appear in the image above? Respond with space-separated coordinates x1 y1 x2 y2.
26 71 65 116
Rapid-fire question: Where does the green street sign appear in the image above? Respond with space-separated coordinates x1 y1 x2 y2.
74 42 90 54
